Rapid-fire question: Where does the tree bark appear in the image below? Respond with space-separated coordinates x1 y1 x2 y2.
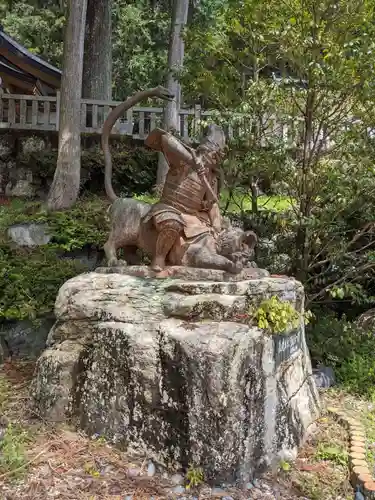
82 0 112 100
155 0 189 193
47 0 88 211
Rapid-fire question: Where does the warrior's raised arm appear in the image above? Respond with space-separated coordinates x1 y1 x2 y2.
145 128 195 170
145 127 222 203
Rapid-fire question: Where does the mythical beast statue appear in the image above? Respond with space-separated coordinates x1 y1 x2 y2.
101 87 258 274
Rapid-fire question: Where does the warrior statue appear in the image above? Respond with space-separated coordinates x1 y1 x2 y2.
100 87 258 274
143 125 226 271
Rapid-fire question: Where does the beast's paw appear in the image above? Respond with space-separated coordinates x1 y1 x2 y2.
228 261 243 274
108 259 128 267
150 257 165 272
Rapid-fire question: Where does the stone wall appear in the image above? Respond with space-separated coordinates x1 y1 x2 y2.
0 131 157 200
0 132 52 198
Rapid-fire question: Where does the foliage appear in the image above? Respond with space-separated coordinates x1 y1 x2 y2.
252 296 302 334
0 423 29 477
112 2 169 99
0 375 10 411
0 0 170 100
80 145 158 197
3 0 375 314
0 246 87 321
1 1 65 66
362 408 375 469
278 459 291 472
181 0 279 107
185 465 204 490
0 196 109 251
314 444 348 467
0 196 109 321
307 313 375 400
220 192 293 215
0 0 235 103
83 461 100 477
16 143 158 198
189 0 375 307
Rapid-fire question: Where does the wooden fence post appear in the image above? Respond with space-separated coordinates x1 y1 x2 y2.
194 104 201 138
55 91 60 131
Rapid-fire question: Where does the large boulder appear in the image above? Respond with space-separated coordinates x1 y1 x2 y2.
356 308 375 331
7 222 51 247
0 316 54 360
31 266 319 484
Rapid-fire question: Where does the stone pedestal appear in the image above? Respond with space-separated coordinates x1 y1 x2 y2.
31 266 319 484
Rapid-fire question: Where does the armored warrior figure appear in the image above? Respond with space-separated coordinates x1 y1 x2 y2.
144 125 226 271
100 88 258 274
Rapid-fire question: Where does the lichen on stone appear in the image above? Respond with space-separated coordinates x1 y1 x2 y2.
31 270 320 483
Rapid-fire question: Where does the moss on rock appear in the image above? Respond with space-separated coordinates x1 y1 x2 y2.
0 196 110 321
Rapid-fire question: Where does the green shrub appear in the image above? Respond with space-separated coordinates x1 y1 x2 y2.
80 145 158 197
307 312 375 399
252 295 309 334
0 195 109 251
18 143 158 197
0 196 109 321
0 246 87 321
315 444 348 467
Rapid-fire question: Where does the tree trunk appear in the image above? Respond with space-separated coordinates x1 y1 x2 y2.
295 90 315 282
250 177 258 214
155 0 189 193
47 0 88 211
82 0 112 100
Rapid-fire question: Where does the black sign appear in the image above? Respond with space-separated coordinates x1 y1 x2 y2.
274 329 302 368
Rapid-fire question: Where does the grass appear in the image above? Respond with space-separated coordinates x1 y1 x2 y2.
134 189 294 214
0 190 293 231
0 423 30 479
219 189 295 214
323 387 375 468
0 374 11 410
282 405 352 500
360 402 375 472
0 363 358 499
0 363 34 481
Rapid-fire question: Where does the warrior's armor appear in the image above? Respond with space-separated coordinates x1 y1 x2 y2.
144 126 223 271
144 161 216 228
161 166 208 215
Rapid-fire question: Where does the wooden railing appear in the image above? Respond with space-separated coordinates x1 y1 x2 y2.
0 91 331 147
0 92 212 141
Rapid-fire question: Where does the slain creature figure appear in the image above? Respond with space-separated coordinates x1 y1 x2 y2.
101 87 258 274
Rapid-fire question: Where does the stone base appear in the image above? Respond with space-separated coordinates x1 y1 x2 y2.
95 264 270 281
31 269 319 484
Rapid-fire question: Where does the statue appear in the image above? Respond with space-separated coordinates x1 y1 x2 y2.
101 88 258 274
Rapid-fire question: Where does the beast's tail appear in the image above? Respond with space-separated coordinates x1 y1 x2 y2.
101 87 174 202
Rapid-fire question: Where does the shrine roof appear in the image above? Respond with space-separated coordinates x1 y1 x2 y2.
0 25 61 95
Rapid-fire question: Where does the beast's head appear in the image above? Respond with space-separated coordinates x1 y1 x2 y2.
217 228 258 267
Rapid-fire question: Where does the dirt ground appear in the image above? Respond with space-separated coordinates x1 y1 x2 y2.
0 360 358 499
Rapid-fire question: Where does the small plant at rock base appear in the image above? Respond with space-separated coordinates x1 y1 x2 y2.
279 459 292 472
0 376 11 411
186 465 204 490
252 296 301 334
83 461 100 477
315 444 348 467
0 423 29 477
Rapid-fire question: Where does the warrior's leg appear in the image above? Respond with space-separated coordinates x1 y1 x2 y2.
151 220 183 272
